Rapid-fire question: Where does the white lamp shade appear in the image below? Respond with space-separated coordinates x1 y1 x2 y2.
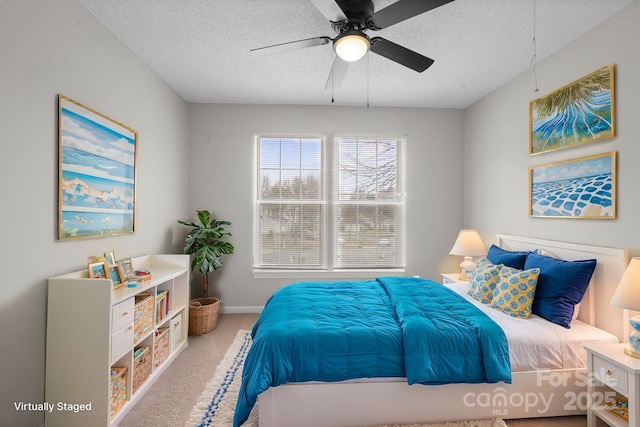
334 34 369 62
449 229 487 257
611 258 640 310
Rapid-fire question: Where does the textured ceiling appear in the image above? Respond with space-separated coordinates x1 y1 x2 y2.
76 0 635 108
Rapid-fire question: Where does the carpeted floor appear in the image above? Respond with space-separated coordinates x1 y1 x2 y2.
118 313 587 427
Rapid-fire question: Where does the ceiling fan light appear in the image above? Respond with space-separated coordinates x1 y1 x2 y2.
334 34 369 62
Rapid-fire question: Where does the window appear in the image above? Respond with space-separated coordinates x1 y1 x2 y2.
255 136 324 269
254 135 405 273
334 137 405 268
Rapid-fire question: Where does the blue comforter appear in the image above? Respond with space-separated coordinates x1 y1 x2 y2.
233 277 511 426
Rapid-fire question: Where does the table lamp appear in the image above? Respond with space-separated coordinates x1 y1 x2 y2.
449 229 487 281
611 258 640 358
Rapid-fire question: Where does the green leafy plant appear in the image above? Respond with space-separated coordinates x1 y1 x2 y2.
178 210 234 302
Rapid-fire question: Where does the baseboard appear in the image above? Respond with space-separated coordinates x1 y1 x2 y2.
220 305 264 314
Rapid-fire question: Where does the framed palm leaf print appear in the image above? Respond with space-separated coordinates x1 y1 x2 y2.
530 64 615 155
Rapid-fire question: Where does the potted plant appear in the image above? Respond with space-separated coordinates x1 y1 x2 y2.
178 210 234 335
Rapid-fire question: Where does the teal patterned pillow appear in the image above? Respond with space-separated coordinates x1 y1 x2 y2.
491 266 540 319
468 257 503 304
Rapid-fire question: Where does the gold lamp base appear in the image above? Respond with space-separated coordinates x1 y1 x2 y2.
458 274 470 282
624 346 640 359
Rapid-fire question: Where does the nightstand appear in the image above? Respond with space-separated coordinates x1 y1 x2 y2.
441 273 467 284
586 343 640 427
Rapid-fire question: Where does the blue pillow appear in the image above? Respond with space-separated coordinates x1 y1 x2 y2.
524 252 596 328
486 244 533 270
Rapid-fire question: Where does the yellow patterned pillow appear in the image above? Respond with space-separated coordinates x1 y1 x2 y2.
491 266 540 318
468 257 503 304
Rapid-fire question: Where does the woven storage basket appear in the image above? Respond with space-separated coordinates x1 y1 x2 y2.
153 327 170 368
110 366 127 419
188 297 220 335
134 293 153 343
132 346 151 394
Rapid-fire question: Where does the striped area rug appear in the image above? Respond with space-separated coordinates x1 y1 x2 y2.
185 330 257 427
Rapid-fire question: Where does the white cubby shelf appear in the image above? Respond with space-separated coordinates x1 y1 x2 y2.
45 254 189 427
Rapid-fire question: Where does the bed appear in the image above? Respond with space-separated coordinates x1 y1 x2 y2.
235 235 628 427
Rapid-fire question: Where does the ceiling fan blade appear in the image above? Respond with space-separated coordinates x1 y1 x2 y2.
369 37 434 72
309 0 347 22
250 36 332 56
324 56 350 89
369 0 454 30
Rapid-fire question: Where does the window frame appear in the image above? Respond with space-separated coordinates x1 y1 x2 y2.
253 133 406 278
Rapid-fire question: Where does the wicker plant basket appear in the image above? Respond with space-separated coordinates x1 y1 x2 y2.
188 297 220 335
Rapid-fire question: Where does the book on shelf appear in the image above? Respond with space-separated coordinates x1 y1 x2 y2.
156 290 169 323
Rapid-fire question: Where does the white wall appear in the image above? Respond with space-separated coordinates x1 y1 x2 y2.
11 0 636 424
188 104 466 309
0 1 189 426
464 1 640 252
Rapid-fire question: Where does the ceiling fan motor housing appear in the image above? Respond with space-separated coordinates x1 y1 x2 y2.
334 0 375 27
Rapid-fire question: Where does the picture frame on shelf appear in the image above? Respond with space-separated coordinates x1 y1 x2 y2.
104 250 116 266
529 151 616 219
87 261 109 279
529 64 615 155
58 95 138 240
107 264 124 289
118 257 135 278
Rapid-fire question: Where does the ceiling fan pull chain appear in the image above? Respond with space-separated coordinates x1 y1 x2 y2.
331 56 335 103
531 0 539 93
366 51 370 108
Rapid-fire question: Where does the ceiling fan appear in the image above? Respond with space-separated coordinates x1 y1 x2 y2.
250 0 455 88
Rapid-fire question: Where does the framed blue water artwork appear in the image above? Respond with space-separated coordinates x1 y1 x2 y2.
58 95 138 239
530 64 615 155
529 151 616 219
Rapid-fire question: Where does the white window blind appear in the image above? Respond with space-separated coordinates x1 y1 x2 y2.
255 136 325 268
334 137 406 268
254 135 405 272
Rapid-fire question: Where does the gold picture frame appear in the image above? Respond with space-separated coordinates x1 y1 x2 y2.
117 258 135 279
104 251 116 265
530 64 615 155
529 151 616 219
87 260 109 279
58 95 138 239
106 264 124 290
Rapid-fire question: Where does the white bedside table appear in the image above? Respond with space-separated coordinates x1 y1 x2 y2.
586 343 640 427
441 273 468 284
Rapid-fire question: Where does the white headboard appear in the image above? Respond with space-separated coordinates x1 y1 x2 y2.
496 234 629 341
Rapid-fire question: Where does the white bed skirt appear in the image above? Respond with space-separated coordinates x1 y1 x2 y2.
258 368 587 427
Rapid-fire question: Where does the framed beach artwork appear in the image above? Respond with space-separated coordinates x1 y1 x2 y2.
118 258 135 278
529 151 616 219
107 264 124 289
58 95 137 239
104 251 116 265
87 260 109 279
530 64 615 155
